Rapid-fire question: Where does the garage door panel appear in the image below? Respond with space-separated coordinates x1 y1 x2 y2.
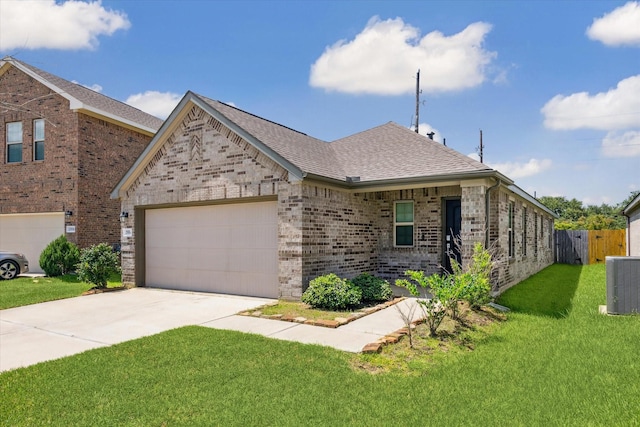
0 213 65 274
145 201 278 298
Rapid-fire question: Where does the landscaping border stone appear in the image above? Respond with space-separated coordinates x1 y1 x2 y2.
239 297 406 328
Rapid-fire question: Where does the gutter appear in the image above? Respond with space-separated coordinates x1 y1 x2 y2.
304 169 513 192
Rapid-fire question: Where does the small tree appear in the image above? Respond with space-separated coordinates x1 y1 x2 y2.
76 243 120 289
396 271 451 337
395 299 419 348
39 235 80 276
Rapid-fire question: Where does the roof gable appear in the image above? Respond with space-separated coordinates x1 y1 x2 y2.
0 57 163 134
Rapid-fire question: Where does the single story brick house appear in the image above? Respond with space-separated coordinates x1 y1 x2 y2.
623 193 640 256
0 57 162 272
111 91 556 299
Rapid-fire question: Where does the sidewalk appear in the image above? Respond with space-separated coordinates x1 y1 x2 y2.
201 298 421 353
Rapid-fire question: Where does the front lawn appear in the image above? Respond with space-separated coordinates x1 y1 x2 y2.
1 264 639 425
0 273 122 309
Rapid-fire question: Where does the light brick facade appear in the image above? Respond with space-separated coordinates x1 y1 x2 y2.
0 63 155 249
120 103 555 298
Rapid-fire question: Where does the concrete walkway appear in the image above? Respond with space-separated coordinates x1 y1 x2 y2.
0 288 419 372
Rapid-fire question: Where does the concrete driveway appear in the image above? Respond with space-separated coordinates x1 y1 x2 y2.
0 288 273 372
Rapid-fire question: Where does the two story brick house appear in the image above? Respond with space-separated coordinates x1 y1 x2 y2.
112 91 556 299
0 57 163 272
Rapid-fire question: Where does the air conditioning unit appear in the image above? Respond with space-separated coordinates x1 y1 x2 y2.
606 256 640 315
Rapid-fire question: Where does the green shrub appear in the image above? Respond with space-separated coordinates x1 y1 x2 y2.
39 235 80 277
76 243 120 289
351 273 393 302
301 273 362 310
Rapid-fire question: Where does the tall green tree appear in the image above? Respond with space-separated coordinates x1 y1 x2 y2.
539 191 639 230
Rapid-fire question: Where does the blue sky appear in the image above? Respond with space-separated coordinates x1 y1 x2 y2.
2 0 639 206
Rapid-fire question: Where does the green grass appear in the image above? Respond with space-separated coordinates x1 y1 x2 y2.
1 264 639 425
0 272 122 309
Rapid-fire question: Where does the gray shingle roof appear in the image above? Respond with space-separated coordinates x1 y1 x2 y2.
198 95 346 180
332 122 492 181
1 57 163 132
198 95 492 183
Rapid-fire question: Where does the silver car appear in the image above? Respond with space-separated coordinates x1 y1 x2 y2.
0 251 29 280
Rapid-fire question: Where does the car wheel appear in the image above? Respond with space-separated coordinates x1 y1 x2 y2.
0 260 19 280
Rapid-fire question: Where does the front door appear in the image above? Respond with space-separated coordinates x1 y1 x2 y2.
444 198 462 273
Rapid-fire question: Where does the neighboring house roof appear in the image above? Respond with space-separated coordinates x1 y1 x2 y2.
623 193 640 216
0 56 163 134
112 91 555 218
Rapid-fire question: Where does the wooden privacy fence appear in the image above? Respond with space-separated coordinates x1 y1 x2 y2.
555 229 626 265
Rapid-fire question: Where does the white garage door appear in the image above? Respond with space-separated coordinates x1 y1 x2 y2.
145 201 279 298
0 213 65 274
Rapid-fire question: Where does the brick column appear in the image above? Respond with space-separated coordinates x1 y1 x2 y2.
460 183 487 269
278 181 304 299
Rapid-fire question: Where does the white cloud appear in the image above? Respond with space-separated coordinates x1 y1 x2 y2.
586 1 640 47
309 17 496 95
72 80 103 92
125 91 181 119
489 158 552 179
0 0 130 51
602 130 640 157
541 75 640 130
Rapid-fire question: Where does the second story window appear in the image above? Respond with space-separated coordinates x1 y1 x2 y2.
6 121 22 163
34 119 45 161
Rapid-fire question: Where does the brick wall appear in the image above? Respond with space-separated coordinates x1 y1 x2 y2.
76 113 151 248
296 185 462 286
491 188 555 292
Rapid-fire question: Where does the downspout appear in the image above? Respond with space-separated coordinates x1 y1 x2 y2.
485 178 501 248
625 213 631 256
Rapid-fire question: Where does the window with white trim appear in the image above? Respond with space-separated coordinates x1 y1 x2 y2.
6 121 22 163
34 119 44 161
394 201 414 247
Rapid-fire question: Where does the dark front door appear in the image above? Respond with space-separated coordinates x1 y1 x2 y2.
444 198 462 273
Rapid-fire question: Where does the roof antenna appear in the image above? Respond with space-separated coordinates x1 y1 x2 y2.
414 69 421 134
476 129 484 163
